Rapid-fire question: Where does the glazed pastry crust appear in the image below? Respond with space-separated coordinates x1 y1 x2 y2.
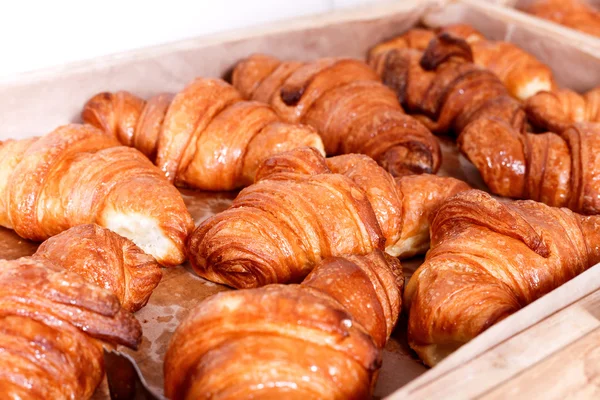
187 147 468 288
82 78 324 191
369 24 556 100
232 55 441 176
405 190 600 367
35 224 163 312
165 250 402 400
0 256 141 399
0 124 193 266
525 87 600 132
459 119 600 215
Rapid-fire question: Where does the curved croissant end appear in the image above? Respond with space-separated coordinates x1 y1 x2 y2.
459 118 600 215
232 54 442 176
35 224 163 312
405 190 600 366
525 87 600 133
164 250 402 400
82 78 325 191
0 256 141 399
0 124 194 266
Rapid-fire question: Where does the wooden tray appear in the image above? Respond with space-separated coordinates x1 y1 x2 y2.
1 1 599 398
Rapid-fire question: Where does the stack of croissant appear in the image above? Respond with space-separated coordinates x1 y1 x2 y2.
0 224 161 398
2 19 600 400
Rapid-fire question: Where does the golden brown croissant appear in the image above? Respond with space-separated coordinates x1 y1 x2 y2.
521 0 600 37
405 189 600 367
525 87 600 132
34 224 162 312
187 146 468 288
459 118 600 215
369 32 526 136
0 256 141 399
231 54 441 175
165 250 402 399
82 78 325 191
0 124 193 266
369 25 556 100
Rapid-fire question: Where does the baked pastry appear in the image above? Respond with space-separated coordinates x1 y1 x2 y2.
35 224 162 312
525 87 600 132
82 78 324 191
459 119 600 215
0 256 141 399
521 0 600 37
405 190 600 366
232 54 441 175
0 124 193 266
369 32 526 136
165 250 402 399
187 146 468 288
369 24 556 100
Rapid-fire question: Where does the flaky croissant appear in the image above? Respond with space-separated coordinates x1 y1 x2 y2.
521 0 600 37
525 87 600 132
459 118 600 215
0 256 142 399
369 24 556 100
165 250 402 400
232 54 441 175
369 32 525 136
34 224 162 312
405 190 600 367
187 146 468 288
82 78 324 191
0 124 193 266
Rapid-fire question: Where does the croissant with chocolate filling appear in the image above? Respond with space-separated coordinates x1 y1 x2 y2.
405 190 600 367
82 78 324 190
0 124 193 266
0 256 142 399
521 0 600 37
525 87 600 132
35 224 162 312
187 146 468 288
369 32 526 136
459 119 600 215
231 54 441 175
369 24 556 100
165 250 402 400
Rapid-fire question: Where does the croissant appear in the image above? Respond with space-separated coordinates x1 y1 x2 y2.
369 24 556 100
231 54 441 175
459 118 600 215
521 0 600 37
165 249 402 399
369 32 526 136
525 87 600 132
0 256 141 399
405 189 600 366
187 146 468 288
0 124 193 266
34 224 162 312
82 78 325 191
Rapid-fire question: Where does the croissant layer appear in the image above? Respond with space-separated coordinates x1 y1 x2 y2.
82 78 325 191
165 250 402 400
187 147 468 288
0 124 193 266
0 256 141 399
35 224 162 312
405 190 600 366
232 54 441 176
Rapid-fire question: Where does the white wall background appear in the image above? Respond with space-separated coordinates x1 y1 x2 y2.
0 0 387 79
